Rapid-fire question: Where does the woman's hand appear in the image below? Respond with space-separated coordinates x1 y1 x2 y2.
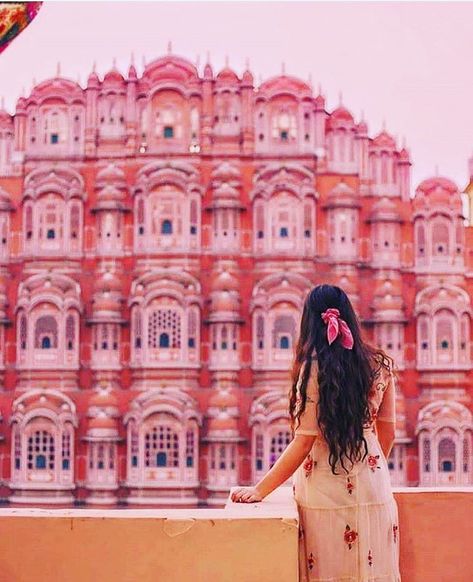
231 486 264 503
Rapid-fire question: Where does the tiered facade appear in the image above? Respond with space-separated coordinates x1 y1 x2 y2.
0 52 471 507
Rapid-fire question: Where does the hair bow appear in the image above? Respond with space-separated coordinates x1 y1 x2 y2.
321 308 354 350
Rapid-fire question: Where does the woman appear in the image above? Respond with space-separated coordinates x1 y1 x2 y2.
231 284 401 581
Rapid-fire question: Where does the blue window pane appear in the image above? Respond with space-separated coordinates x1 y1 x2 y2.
280 336 290 349
36 455 46 469
186 456 193 468
62 459 70 470
50 133 59 144
188 338 195 348
161 219 172 234
157 452 167 467
280 227 288 237
163 126 174 138
256 459 263 471
41 337 51 350
280 130 288 141
132 455 138 467
159 333 170 348
47 229 55 239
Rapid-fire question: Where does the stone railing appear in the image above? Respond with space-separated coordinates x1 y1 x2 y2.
0 486 471 581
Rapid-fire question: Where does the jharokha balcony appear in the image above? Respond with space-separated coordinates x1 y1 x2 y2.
0 485 470 582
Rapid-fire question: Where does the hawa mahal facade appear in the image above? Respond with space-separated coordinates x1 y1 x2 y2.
0 51 471 508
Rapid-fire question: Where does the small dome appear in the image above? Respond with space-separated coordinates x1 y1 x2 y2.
208 415 238 432
356 120 368 135
372 130 396 149
96 163 126 185
0 187 13 211
211 290 240 313
330 106 354 123
212 270 240 292
216 67 239 85
103 67 125 85
369 197 402 223
416 176 458 196
88 416 118 430
89 387 119 409
94 270 123 294
209 389 238 409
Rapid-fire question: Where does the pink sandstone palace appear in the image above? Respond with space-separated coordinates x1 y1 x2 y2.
0 51 471 509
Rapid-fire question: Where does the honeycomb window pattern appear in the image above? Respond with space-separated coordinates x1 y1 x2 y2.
148 309 181 349
28 430 55 470
144 425 179 468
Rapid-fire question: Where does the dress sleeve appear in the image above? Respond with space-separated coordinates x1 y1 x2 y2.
376 362 397 423
293 363 321 437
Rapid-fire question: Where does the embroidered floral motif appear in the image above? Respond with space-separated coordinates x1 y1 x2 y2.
368 549 373 566
344 524 358 549
308 552 315 570
346 476 354 495
367 454 381 472
393 524 398 543
376 381 387 392
292 483 296 495
303 453 314 478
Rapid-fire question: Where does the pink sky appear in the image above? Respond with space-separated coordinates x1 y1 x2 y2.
1 1 472 190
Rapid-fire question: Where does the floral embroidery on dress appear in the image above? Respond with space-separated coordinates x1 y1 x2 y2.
368 549 373 566
344 524 358 549
346 476 354 495
393 524 398 543
367 454 381 472
307 552 315 571
303 453 314 478
292 483 296 495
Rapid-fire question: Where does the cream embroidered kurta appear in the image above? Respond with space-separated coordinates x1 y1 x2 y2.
292 360 401 582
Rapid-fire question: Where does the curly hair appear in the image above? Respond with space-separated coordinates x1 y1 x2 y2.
288 284 394 475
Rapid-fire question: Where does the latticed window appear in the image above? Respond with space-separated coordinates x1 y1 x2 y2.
188 309 197 349
97 444 105 469
270 430 291 468
137 198 145 235
423 437 431 472
190 200 198 235
432 221 450 256
14 427 21 470
230 444 236 470
221 325 228 350
66 314 75 350
256 315 265 349
463 436 470 473
130 422 139 467
144 425 179 468
219 445 226 470
272 111 297 141
148 309 181 349
438 437 455 472
34 315 58 349
27 430 55 470
186 429 194 468
20 314 27 350
25 205 33 239
272 315 295 349
255 433 264 471
109 444 115 470
304 202 312 238
70 204 80 239
134 311 142 349
210 444 216 469
101 324 109 350
112 325 119 351
255 204 265 239
62 430 71 470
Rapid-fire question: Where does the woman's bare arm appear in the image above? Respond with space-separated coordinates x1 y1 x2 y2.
254 434 316 499
376 419 395 459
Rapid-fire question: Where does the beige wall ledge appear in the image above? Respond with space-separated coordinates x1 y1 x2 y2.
0 486 471 582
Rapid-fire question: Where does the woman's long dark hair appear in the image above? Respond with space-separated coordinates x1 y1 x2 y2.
288 284 393 475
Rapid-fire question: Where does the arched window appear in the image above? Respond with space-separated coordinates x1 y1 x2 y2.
66 314 75 350
256 315 265 349
186 429 194 468
438 437 456 472
432 220 450 257
423 437 431 472
144 425 179 468
272 315 295 349
34 315 58 349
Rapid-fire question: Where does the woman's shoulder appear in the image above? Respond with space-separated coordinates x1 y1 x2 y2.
370 348 394 377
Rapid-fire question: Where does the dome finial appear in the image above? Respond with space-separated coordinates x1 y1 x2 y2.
56 61 61 77
112 57 117 69
382 118 386 131
130 52 135 65
435 163 439 176
206 50 211 64
92 61 96 73
338 90 343 106
245 57 250 70
167 40 172 54
225 54 229 67
281 61 286 75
